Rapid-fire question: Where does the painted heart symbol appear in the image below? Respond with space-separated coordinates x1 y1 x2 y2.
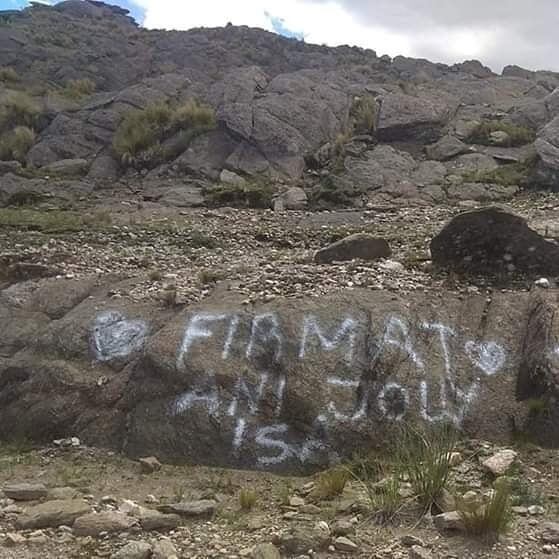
464 341 506 376
91 311 148 362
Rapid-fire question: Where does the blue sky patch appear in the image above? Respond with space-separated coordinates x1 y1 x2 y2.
265 11 304 41
0 0 145 24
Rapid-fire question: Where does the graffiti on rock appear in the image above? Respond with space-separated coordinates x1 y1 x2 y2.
92 309 511 468
91 311 148 362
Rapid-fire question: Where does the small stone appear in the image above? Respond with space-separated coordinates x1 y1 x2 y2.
334 536 358 552
448 452 463 466
535 278 551 288
409 545 431 559
332 520 355 537
289 496 305 507
299 504 320 514
138 456 162 474
157 499 217 517
482 449 518 476
251 542 281 559
145 495 159 504
433 511 465 532
511 506 529 516
400 535 425 547
5 533 26 546
111 541 152 559
3 483 48 501
139 511 181 531
542 522 559 544
152 538 179 559
528 505 545 516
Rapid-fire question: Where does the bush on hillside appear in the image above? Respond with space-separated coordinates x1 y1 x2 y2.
0 126 35 162
466 120 535 147
62 78 96 100
350 94 378 135
0 92 41 132
0 67 19 83
113 100 216 168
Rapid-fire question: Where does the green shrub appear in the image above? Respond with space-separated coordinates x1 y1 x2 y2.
0 67 19 83
461 155 537 187
396 424 458 510
350 94 378 135
315 467 349 500
0 126 35 162
0 92 41 131
457 481 512 541
204 181 275 209
238 488 258 511
466 120 535 147
62 78 96 100
113 100 216 168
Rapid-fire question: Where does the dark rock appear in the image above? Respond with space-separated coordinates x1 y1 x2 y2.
138 511 181 531
430 207 559 276
314 234 391 264
41 158 89 177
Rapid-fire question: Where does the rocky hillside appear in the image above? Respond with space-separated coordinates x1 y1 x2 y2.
1 0 559 210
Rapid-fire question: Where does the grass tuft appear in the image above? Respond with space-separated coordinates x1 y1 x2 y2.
238 488 258 511
113 99 216 168
0 125 35 162
204 181 275 209
396 423 458 511
315 467 349 500
457 480 512 541
466 120 535 147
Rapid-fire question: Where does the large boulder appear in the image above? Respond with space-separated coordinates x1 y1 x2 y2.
430 207 559 276
535 116 559 188
2 273 556 473
314 234 391 264
377 91 455 143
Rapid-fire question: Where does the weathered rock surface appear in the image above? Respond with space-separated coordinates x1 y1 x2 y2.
482 449 518 475
73 511 138 536
430 207 559 276
15 499 91 529
112 541 152 559
3 483 48 501
157 500 217 517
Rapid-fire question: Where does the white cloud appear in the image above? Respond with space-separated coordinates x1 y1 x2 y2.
130 0 559 72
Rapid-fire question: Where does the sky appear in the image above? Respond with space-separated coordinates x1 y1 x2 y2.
3 0 559 72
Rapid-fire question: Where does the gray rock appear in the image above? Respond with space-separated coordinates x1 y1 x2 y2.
425 135 470 161
111 542 152 559
251 543 281 559
400 535 425 547
377 91 454 143
541 522 559 544
334 536 359 552
482 449 518 476
409 545 432 559
3 483 48 501
48 487 80 501
138 456 162 474
220 169 246 186
274 187 307 210
157 499 217 517
16 500 90 529
73 511 138 536
331 520 355 537
152 539 179 559
139 511 181 531
314 233 391 264
433 511 465 532
88 154 120 181
41 158 89 177
0 160 22 175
